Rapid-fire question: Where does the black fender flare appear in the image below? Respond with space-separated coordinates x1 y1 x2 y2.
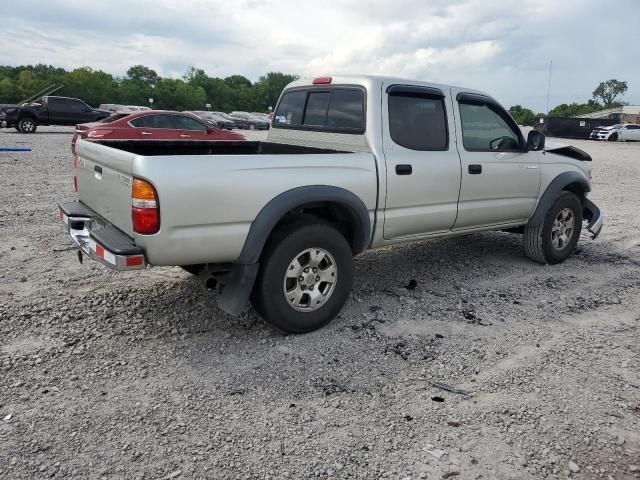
237 185 371 264
528 172 590 226
218 185 371 316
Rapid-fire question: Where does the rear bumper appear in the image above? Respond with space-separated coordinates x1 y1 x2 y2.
583 199 603 240
58 201 148 270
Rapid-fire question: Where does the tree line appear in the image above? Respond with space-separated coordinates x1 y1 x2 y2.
0 64 298 112
509 79 628 126
0 65 628 123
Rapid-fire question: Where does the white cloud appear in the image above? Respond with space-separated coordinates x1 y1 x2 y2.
0 0 638 111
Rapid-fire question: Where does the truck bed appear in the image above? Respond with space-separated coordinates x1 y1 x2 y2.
74 138 377 266
94 140 347 156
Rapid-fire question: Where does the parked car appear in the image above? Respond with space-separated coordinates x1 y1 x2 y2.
1 96 110 133
229 111 269 130
59 75 602 334
189 111 235 130
126 105 152 112
211 112 239 128
251 112 271 123
71 110 245 152
589 124 623 141
617 124 640 141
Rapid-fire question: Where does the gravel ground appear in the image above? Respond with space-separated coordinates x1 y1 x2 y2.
1 126 639 480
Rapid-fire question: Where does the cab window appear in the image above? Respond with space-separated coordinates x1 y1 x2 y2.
388 94 448 150
459 102 521 151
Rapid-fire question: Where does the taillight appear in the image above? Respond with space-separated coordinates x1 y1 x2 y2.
132 178 159 234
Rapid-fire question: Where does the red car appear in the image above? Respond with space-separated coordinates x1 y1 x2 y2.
72 110 245 152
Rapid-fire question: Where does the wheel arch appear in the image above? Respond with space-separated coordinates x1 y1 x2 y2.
529 172 590 227
217 186 371 316
237 185 371 264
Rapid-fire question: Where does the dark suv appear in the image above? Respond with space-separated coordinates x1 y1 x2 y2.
1 96 110 133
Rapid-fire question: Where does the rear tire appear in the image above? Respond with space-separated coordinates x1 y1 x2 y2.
524 191 582 264
251 221 353 333
18 117 37 133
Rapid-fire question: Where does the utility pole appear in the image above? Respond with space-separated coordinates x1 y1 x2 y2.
546 60 553 115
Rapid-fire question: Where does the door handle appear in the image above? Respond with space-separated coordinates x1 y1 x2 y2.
141 131 153 135
180 134 190 138
395 164 412 175
94 165 102 174
468 164 482 174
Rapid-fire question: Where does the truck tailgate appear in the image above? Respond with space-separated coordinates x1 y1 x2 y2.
75 139 135 236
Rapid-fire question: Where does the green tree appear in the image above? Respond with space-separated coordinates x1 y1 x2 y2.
126 65 159 87
508 105 535 126
62 67 118 106
548 100 603 118
253 72 298 112
154 78 206 110
592 79 627 108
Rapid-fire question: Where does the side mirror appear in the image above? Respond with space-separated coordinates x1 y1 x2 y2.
526 130 545 151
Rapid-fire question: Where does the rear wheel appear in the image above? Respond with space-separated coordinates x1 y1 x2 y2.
524 191 582 264
251 221 353 333
18 117 37 133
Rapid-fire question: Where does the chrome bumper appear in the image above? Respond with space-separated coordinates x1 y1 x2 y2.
59 201 147 271
583 199 603 240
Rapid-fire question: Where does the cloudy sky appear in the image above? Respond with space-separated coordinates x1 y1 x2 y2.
1 0 638 112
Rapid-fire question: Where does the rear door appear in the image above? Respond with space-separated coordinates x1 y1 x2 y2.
47 97 67 124
382 83 461 239
451 89 541 230
128 114 175 139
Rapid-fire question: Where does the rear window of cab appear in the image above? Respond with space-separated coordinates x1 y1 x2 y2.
273 87 365 134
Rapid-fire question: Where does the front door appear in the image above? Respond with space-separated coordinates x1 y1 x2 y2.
451 90 541 230
382 84 461 239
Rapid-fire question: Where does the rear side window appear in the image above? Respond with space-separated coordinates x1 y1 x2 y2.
274 87 365 133
388 95 448 150
130 115 174 129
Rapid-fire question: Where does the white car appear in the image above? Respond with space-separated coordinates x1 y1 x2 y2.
589 124 623 141
618 124 640 141
590 123 640 141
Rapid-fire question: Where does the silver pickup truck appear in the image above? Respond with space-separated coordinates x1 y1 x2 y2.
59 75 602 333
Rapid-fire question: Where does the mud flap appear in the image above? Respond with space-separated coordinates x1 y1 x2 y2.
217 263 260 316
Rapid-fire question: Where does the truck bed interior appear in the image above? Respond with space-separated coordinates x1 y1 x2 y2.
93 140 348 156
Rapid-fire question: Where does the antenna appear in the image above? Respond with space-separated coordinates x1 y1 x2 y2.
546 60 553 115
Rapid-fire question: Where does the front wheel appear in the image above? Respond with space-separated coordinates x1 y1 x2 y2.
608 133 618 142
524 191 583 264
18 118 37 133
251 222 354 333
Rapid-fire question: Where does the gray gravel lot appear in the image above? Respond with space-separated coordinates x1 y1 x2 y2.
1 126 639 480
